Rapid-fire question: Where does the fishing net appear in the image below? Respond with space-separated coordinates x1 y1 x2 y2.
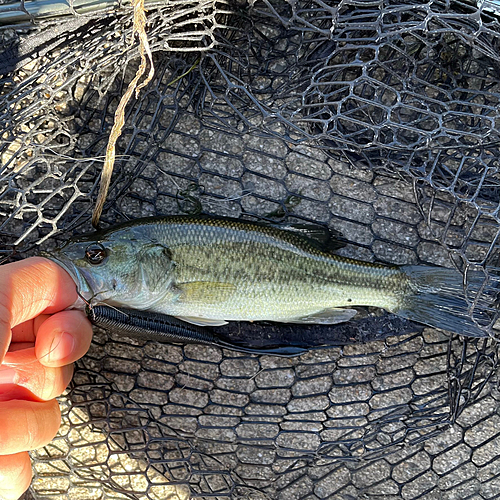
1 0 500 498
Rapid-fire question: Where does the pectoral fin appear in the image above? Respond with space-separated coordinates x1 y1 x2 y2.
177 281 237 305
284 308 358 325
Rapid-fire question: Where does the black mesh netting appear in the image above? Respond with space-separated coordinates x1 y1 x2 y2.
2 0 500 498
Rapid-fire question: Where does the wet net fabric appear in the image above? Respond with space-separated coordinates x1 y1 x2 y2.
1 0 500 498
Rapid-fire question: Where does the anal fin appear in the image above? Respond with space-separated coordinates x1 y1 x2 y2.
284 308 358 325
175 316 229 327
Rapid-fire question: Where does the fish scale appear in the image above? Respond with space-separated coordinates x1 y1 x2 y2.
150 222 405 320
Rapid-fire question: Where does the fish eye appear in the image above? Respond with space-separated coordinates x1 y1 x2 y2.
85 243 107 265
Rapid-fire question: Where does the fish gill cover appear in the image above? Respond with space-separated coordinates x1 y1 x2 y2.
1 0 500 498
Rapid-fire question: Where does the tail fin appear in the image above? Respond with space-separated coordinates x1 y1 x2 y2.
395 265 498 338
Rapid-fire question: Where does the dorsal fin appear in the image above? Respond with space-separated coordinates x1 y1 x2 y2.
271 222 346 252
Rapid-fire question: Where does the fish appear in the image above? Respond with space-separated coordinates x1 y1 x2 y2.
44 214 494 337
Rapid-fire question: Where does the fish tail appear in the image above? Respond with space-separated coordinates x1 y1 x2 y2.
395 265 498 338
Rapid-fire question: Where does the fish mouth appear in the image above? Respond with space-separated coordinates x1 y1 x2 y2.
40 250 93 302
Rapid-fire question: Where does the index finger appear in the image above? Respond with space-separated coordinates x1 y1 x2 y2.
0 257 78 364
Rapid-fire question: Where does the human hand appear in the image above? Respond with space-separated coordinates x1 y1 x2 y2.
0 257 93 500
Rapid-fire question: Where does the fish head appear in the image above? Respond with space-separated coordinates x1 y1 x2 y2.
45 227 174 309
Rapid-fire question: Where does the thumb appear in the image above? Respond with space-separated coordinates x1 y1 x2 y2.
0 257 78 365
35 310 93 367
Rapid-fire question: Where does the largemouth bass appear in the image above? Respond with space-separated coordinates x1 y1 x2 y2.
45 215 491 337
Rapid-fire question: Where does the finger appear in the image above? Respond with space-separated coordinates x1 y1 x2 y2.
12 310 93 365
35 310 93 367
0 257 78 364
0 452 32 500
11 314 51 344
0 399 60 455
1 347 74 401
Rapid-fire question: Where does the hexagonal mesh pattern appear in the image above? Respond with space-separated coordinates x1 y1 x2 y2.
1 0 500 499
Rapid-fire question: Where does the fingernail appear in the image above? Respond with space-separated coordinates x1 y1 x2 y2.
47 331 75 363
